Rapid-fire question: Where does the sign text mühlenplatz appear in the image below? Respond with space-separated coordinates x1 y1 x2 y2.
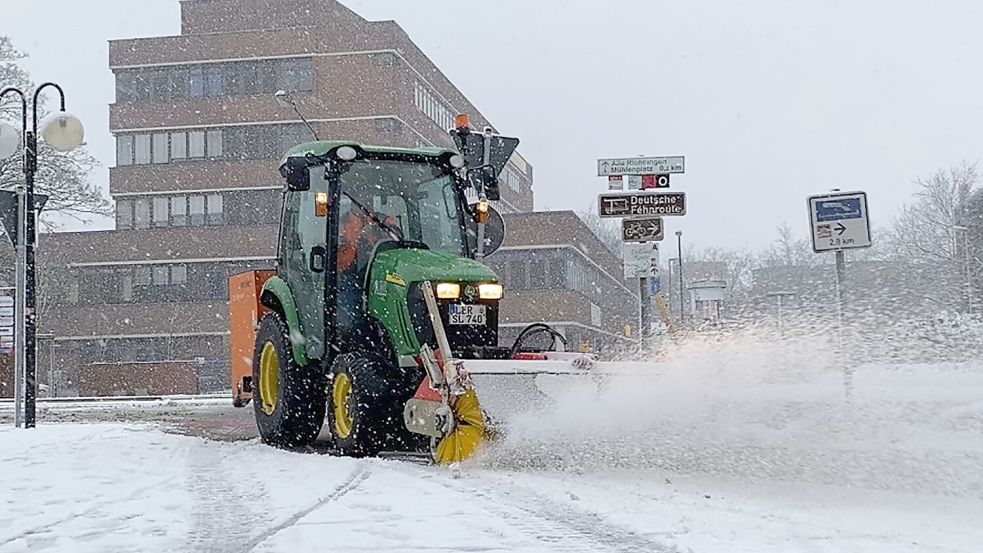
598 192 686 218
597 156 685 177
807 191 872 253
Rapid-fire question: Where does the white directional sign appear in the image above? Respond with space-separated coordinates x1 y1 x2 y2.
808 191 872 253
598 192 686 218
623 242 660 279
598 156 685 177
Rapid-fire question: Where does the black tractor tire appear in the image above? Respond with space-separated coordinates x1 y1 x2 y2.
252 312 326 449
326 352 427 457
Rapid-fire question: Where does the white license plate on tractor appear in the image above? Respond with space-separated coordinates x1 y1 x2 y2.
449 304 486 325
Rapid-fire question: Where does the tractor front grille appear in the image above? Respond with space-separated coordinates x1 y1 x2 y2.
408 283 499 357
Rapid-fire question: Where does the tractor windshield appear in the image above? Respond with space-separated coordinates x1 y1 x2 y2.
338 158 466 256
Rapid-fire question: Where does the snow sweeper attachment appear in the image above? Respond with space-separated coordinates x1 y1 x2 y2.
401 281 597 464
227 119 600 465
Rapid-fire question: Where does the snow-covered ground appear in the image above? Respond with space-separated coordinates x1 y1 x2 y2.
2 333 982 552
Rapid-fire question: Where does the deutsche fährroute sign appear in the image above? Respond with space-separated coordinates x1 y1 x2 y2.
597 156 685 177
598 192 686 218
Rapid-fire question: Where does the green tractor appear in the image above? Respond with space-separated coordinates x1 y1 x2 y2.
229 118 589 464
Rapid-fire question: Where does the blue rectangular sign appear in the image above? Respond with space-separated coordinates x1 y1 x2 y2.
815 198 862 222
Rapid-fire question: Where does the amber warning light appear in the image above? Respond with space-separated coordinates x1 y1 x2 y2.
455 114 470 129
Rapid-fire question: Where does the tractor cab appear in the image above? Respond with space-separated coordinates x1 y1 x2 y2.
274 137 511 361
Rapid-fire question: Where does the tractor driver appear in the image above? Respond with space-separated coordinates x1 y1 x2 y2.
337 201 400 342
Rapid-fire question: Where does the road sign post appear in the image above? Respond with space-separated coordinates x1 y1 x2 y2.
808 190 871 402
599 155 685 345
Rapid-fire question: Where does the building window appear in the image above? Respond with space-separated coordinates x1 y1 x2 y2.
171 265 188 284
152 133 169 164
189 131 205 158
120 272 133 302
152 197 169 228
170 196 187 227
171 131 187 160
529 259 547 288
206 194 223 225
189 195 206 226
152 266 169 286
134 267 152 286
590 303 602 327
414 81 455 131
277 58 313 92
206 130 223 158
205 66 223 97
116 135 133 166
134 134 151 165
133 199 151 230
189 67 204 98
116 200 132 230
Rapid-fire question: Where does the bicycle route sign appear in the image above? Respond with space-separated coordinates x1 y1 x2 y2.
622 216 664 242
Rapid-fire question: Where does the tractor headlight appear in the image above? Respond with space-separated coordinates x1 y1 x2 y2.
478 283 504 300
436 282 461 299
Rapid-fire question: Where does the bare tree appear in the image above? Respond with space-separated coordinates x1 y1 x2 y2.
0 36 111 283
888 162 978 310
0 36 110 224
577 203 623 257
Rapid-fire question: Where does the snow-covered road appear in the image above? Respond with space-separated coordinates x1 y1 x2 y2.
2 334 982 552
1 423 980 552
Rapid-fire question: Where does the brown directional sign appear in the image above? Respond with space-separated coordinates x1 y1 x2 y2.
622 217 664 242
598 192 686 218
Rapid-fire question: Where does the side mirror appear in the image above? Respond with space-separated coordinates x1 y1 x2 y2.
281 157 311 191
466 205 506 257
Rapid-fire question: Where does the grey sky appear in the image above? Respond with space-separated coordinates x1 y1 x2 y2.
5 1 983 250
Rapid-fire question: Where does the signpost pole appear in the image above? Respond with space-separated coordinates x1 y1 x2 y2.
834 249 851 401
676 231 685 323
639 277 651 346
13 185 26 429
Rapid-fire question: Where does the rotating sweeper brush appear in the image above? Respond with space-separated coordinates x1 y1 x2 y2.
402 281 597 464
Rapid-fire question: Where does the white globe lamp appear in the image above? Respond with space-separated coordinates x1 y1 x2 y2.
0 121 20 159
39 111 85 152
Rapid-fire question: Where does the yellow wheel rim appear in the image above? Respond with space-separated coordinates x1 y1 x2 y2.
258 342 280 416
332 373 354 439
434 389 487 465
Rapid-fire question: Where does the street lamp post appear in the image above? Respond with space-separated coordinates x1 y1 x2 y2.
0 83 85 428
675 230 684 323
954 225 973 316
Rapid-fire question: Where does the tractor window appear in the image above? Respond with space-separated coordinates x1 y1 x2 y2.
338 159 465 256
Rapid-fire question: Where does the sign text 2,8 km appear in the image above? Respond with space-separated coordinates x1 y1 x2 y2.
598 192 686 218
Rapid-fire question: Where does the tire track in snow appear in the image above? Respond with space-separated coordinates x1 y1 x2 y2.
243 464 370 552
382 462 675 553
186 446 264 553
0 475 178 548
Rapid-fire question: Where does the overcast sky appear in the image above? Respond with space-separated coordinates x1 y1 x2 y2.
5 0 983 251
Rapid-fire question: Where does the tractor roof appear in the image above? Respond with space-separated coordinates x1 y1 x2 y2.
279 140 456 168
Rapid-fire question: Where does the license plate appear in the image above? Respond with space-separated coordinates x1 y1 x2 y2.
448 304 486 325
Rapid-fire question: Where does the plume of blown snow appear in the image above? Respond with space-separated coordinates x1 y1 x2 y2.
476 323 983 498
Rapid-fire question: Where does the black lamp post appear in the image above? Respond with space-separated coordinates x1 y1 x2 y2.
0 83 84 428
